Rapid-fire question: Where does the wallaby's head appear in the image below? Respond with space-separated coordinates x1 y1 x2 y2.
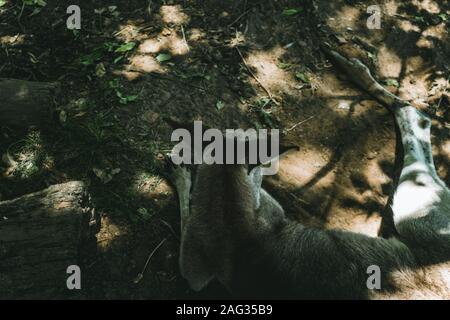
166 118 295 292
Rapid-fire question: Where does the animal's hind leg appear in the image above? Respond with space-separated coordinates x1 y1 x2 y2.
391 106 450 240
322 48 450 244
394 106 435 174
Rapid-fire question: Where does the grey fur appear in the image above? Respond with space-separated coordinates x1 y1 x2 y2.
167 53 450 299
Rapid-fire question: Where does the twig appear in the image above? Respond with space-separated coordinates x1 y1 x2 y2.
180 24 190 52
288 192 310 205
228 8 252 27
284 116 315 132
133 237 167 284
159 219 179 241
235 47 275 102
147 0 153 16
17 2 25 32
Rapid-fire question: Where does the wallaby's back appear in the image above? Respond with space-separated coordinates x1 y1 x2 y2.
181 164 450 299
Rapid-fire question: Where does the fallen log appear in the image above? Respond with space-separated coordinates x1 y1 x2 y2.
0 78 59 128
0 181 98 299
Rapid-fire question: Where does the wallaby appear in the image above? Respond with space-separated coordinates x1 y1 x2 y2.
165 49 450 299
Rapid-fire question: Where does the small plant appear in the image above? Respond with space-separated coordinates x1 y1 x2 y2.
295 72 310 83
252 98 278 128
384 78 399 87
216 100 225 111
114 42 136 53
282 8 302 16
156 53 172 63
22 0 46 6
6 130 52 179
109 78 139 104
439 13 448 22
277 62 293 70
413 15 426 24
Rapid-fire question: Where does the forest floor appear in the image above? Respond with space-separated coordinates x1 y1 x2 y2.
1 0 450 298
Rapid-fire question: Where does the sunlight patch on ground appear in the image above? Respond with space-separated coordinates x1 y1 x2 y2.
118 14 192 81
384 0 400 16
132 171 173 204
398 20 421 33
96 215 127 251
326 5 360 32
411 0 441 14
314 71 360 98
416 36 434 49
138 39 163 54
2 130 54 179
0 34 26 45
188 28 206 42
276 147 335 190
139 33 189 56
129 54 165 73
441 267 450 292
160 5 190 25
377 45 402 78
399 57 431 103
114 23 147 43
245 46 298 95
422 23 448 41
442 140 450 155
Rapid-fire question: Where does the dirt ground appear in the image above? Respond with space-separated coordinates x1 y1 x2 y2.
1 0 449 299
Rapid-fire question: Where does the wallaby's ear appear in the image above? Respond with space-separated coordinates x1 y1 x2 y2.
179 227 214 291
247 141 299 173
248 143 296 208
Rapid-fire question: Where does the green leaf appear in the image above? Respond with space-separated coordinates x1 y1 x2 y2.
277 62 292 70
0 0 7 8
283 8 301 16
103 41 118 52
216 100 225 111
125 95 138 102
439 13 448 22
80 50 104 66
95 62 106 78
385 78 399 87
414 16 425 23
113 56 124 64
156 53 172 62
109 78 120 89
115 42 136 53
116 90 124 99
137 207 153 220
23 0 46 6
295 72 310 83
116 91 138 104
